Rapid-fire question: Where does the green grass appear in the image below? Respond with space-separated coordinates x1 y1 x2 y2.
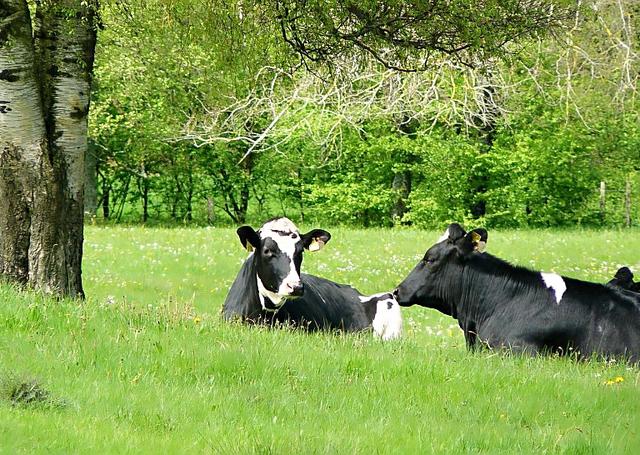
1 226 640 453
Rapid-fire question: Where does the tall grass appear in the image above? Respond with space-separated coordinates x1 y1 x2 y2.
1 226 639 453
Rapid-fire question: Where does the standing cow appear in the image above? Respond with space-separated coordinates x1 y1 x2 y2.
223 217 402 340
394 223 640 361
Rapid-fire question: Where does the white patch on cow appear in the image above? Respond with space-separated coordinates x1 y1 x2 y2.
257 276 285 309
260 217 299 235
541 272 567 304
436 227 450 243
258 217 303 300
361 293 403 340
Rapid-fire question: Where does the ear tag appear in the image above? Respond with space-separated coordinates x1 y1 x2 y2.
308 239 324 252
245 241 254 252
471 231 486 253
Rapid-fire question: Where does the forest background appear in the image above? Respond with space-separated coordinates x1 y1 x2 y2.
88 0 640 229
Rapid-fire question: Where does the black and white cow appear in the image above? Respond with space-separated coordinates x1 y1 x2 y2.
607 267 640 293
394 223 640 361
222 217 402 340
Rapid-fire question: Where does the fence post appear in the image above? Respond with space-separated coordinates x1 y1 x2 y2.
625 179 632 228
600 181 606 223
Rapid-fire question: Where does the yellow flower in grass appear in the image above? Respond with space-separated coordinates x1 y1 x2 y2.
604 376 624 385
194 316 202 324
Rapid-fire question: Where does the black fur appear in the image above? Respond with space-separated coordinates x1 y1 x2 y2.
395 223 640 361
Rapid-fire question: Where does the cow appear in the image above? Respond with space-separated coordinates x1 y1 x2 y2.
607 267 640 293
222 217 402 340
394 223 640 361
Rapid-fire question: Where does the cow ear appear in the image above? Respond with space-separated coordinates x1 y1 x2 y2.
615 267 633 282
447 223 467 242
302 229 331 252
456 228 488 256
470 228 488 253
237 226 260 252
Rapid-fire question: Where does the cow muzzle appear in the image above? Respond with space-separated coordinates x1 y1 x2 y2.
392 287 413 307
286 283 305 297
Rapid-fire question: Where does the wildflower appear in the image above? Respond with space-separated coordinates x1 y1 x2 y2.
194 316 202 324
604 376 624 385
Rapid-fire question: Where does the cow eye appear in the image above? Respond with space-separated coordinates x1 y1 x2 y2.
290 233 298 239
263 248 272 256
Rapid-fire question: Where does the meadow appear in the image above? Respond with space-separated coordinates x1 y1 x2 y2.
1 225 640 453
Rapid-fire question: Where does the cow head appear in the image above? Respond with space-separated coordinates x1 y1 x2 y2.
237 217 331 309
608 266 637 291
394 223 487 313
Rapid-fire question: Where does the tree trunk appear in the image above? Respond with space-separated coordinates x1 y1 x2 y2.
206 196 215 224
142 177 149 223
470 74 498 219
392 116 418 223
171 173 180 219
186 172 193 222
0 0 97 298
391 170 411 221
0 1 45 285
236 151 253 224
101 177 110 219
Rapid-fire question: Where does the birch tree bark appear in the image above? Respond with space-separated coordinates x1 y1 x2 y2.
0 0 97 298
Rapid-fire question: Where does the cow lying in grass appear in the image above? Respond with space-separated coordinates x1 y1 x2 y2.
607 267 640 293
223 217 402 340
394 223 640 361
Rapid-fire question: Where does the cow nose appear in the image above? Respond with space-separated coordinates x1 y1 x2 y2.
291 283 304 296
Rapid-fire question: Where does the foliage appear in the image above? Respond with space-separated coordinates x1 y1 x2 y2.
271 0 577 71
398 132 481 228
88 0 640 228
481 110 601 227
89 0 290 223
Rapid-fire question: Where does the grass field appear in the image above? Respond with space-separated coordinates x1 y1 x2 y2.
1 226 640 453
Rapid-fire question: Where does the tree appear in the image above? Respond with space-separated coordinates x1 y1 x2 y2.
90 0 290 224
0 0 97 297
272 0 576 71
184 0 576 220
